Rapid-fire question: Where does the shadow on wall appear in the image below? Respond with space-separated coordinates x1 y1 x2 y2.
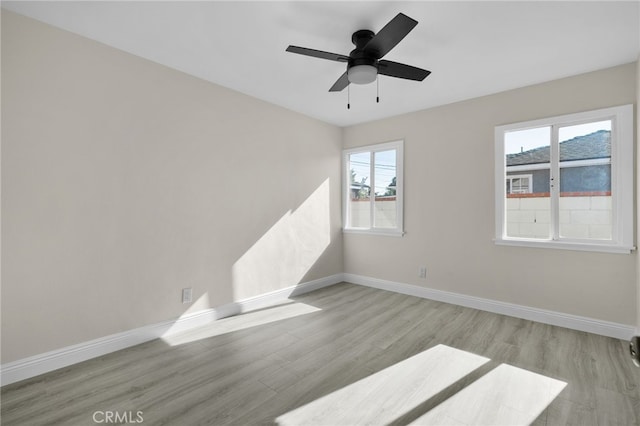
231 178 331 300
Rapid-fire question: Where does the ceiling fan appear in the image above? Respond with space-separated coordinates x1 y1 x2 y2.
286 13 431 93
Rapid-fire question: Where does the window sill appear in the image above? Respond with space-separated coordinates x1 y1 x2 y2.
494 238 635 254
343 228 405 237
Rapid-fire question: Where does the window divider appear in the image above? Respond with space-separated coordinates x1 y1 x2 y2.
369 151 375 229
550 125 560 241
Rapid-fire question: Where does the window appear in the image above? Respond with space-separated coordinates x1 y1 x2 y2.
495 105 633 253
506 174 532 194
344 141 403 236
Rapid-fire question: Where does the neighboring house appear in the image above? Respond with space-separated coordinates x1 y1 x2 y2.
506 130 611 196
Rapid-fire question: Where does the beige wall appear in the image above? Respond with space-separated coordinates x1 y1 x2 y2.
1 11 343 363
343 63 637 326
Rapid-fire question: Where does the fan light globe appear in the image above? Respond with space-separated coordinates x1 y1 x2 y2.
348 65 377 84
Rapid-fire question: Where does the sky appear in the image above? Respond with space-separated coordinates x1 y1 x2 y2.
350 149 396 195
505 120 611 154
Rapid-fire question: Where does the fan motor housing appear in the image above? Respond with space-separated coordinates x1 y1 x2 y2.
349 29 379 72
351 29 375 48
348 56 377 70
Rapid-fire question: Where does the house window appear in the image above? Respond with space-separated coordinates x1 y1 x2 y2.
344 141 403 236
495 105 633 253
506 174 532 194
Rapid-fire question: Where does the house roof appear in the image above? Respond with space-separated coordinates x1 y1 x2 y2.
506 130 610 166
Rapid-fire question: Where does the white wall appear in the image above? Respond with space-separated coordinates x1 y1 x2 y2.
343 63 637 326
1 11 343 363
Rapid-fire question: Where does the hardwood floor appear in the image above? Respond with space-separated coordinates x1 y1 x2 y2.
2 283 640 425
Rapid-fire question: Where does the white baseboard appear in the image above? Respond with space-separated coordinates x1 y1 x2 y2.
343 273 635 341
231 273 343 315
0 274 343 386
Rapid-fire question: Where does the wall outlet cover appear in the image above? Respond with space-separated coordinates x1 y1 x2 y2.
182 288 193 304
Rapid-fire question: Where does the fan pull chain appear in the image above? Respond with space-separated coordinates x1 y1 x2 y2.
376 77 379 103
347 85 350 110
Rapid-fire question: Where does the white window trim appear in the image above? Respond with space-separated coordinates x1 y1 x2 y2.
495 104 634 254
343 140 404 236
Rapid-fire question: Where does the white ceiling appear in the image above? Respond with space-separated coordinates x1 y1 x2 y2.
3 1 639 127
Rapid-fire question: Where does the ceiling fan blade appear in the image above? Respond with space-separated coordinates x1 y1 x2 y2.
329 71 350 92
364 13 418 59
378 60 431 81
286 45 349 62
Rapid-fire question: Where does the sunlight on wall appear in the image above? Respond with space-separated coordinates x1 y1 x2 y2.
415 363 567 425
276 345 490 425
159 292 213 339
161 301 320 346
182 292 211 317
160 180 330 347
276 345 566 426
232 179 331 300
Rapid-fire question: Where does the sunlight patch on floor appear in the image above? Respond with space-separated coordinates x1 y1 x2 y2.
161 301 321 346
412 363 567 425
276 345 567 426
275 344 490 426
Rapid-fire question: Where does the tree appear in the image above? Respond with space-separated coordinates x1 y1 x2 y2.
350 168 370 199
384 177 397 196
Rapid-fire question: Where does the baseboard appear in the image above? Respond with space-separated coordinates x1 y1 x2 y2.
0 274 343 386
231 273 343 315
343 273 635 341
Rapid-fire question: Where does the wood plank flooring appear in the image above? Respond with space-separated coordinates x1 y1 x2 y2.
2 283 640 425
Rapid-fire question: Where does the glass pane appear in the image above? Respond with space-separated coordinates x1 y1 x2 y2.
505 127 551 239
373 150 397 228
558 121 612 240
348 152 371 228
512 178 522 192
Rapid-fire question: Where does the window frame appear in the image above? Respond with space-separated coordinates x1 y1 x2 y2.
494 104 634 254
343 140 404 236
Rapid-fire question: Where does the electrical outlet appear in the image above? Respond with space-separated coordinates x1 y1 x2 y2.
182 288 193 304
419 266 427 278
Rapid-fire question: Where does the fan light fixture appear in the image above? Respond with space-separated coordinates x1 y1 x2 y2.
347 64 377 84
